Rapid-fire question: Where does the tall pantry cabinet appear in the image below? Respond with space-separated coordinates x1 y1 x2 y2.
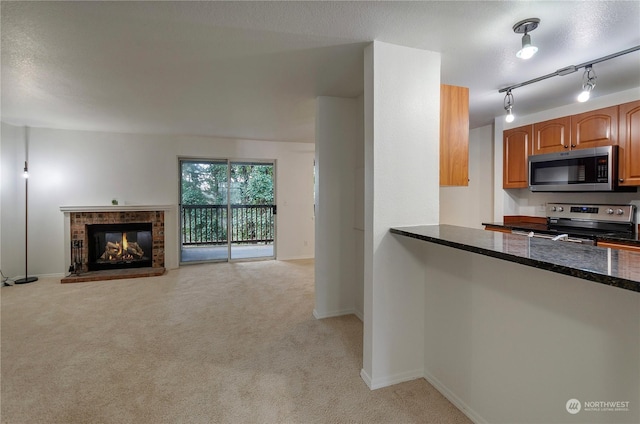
440 84 469 186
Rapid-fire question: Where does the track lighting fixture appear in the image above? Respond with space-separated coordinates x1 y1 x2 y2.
577 65 596 102
498 45 639 118
22 161 29 179
513 18 540 60
504 90 515 123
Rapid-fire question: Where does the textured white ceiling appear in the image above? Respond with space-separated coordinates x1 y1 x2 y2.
2 1 639 142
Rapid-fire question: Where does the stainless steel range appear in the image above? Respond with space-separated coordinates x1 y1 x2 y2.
512 203 637 245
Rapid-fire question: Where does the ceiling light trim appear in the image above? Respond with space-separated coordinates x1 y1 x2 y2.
512 18 540 34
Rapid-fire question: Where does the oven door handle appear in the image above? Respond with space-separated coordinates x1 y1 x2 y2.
511 230 554 239
511 230 589 244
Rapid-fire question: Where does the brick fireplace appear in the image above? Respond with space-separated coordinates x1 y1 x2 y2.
60 205 171 283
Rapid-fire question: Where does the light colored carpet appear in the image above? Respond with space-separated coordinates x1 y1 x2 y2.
1 259 471 423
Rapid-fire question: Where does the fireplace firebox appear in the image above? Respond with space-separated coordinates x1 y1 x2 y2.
87 223 153 271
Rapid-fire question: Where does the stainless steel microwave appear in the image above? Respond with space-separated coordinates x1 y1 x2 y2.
528 145 631 192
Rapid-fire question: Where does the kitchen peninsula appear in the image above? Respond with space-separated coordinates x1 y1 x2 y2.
391 224 640 292
390 224 639 424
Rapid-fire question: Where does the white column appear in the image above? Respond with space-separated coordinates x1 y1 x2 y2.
314 96 359 318
362 41 441 389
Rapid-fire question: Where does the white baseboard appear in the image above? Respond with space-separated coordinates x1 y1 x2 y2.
11 272 65 281
276 255 314 261
423 371 486 424
360 367 424 391
367 368 424 390
360 368 373 388
312 308 358 319
353 308 363 322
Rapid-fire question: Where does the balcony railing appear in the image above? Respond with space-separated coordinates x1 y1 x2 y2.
181 204 275 246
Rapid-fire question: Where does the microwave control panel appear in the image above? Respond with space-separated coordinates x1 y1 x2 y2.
596 156 609 181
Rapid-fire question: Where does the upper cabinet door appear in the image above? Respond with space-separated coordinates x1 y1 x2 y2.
618 100 640 186
533 117 570 154
571 105 618 149
440 84 469 186
503 125 532 189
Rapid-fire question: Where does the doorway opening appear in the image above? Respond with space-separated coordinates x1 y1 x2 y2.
179 159 276 263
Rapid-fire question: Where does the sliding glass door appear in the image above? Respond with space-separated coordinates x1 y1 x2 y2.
179 159 275 263
229 162 275 260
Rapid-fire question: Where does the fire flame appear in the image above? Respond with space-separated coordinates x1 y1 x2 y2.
99 231 144 263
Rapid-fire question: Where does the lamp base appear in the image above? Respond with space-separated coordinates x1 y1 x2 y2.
15 276 38 284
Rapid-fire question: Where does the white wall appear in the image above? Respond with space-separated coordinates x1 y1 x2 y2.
440 125 495 228
362 41 440 389
494 88 640 222
0 123 315 278
0 124 26 278
314 96 362 319
353 94 365 320
422 242 639 424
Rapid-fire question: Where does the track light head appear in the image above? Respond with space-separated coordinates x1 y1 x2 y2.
22 161 29 179
505 109 515 123
577 65 597 102
517 34 538 60
504 90 515 123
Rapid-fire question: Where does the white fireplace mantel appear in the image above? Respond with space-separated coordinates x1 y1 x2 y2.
60 204 175 213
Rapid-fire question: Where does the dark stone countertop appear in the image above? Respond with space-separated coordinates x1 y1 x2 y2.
390 224 640 293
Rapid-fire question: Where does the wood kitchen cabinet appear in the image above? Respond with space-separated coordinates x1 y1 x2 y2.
618 100 640 186
532 116 570 154
503 124 532 188
571 105 618 149
531 106 619 154
484 225 512 233
503 100 639 188
440 84 469 186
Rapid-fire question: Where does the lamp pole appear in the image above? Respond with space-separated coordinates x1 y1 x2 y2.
15 160 38 284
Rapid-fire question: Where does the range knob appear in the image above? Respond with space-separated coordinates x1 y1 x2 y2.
557 206 564 212
551 206 556 212
607 208 614 214
616 208 624 215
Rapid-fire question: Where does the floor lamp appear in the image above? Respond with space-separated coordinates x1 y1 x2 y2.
15 160 38 284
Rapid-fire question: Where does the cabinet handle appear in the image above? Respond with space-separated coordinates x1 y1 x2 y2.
564 145 569 149
619 178 624 182
571 144 576 148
